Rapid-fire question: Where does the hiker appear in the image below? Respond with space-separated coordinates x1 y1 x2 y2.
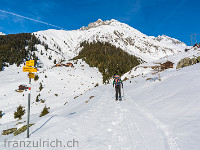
113 75 123 100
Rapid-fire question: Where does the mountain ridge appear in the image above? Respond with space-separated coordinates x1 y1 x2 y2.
34 19 187 64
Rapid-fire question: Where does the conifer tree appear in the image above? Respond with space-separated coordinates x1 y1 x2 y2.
14 105 25 120
39 105 49 117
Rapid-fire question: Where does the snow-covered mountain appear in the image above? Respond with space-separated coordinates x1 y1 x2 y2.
0 32 5 35
2 19 200 150
34 19 186 64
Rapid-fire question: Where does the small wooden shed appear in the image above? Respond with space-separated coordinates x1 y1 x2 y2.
66 63 74 67
161 61 174 69
19 84 28 90
56 64 61 67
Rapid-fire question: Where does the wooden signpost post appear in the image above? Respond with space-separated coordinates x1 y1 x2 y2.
23 60 37 138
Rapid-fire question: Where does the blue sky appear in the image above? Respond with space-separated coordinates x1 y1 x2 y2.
0 0 199 45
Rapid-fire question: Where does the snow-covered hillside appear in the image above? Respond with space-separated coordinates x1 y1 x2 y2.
1 51 200 150
123 47 200 79
34 19 186 64
0 59 102 123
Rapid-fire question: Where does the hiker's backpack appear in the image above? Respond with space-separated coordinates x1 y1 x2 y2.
114 75 121 86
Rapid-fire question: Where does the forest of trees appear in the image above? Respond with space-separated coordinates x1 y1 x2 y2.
0 34 140 82
73 41 140 83
0 33 41 71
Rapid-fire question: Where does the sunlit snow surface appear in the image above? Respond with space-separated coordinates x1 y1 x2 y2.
1 56 200 150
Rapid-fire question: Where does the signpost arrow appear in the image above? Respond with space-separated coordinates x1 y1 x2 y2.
26 60 34 67
28 73 35 78
23 66 37 72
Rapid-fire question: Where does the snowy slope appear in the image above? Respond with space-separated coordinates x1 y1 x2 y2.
34 19 186 64
0 59 102 125
1 58 200 150
123 47 200 79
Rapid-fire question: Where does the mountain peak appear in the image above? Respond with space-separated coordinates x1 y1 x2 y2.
80 19 120 30
96 18 103 23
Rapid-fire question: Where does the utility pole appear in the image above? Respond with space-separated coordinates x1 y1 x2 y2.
191 34 197 46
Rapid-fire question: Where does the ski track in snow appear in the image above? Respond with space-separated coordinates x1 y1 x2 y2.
99 86 179 150
120 101 151 150
74 86 173 150
124 92 180 150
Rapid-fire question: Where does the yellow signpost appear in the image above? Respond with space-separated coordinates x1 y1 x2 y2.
26 60 34 67
23 60 37 138
23 66 37 72
28 73 35 78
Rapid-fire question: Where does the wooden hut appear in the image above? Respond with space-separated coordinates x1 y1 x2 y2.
161 61 174 69
56 64 61 67
66 63 74 67
19 84 28 90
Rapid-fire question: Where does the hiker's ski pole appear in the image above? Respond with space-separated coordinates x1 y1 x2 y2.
123 88 125 100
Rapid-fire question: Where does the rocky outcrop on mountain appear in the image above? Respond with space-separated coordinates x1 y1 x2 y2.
80 19 116 30
152 35 185 45
197 56 200 62
176 57 198 69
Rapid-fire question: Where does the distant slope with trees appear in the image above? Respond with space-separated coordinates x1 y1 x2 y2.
73 41 140 83
0 33 40 71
